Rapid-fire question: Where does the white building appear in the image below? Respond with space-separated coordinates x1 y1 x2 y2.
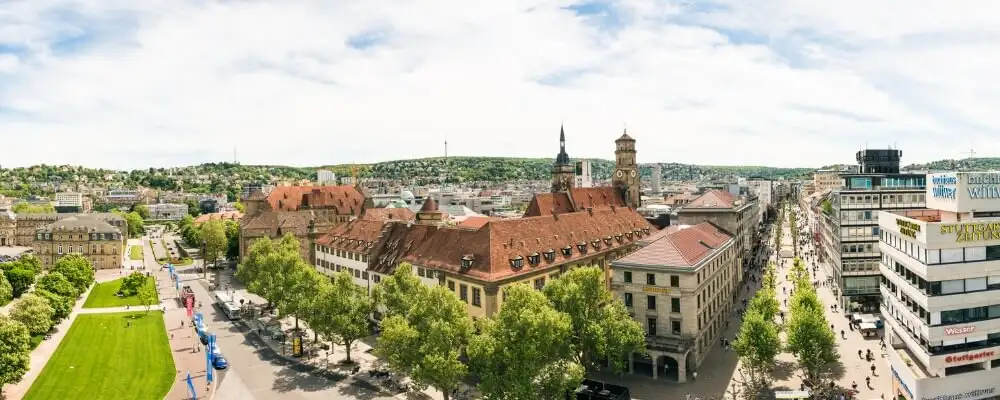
575 160 593 188
148 203 188 220
746 178 773 219
317 169 336 185
54 192 83 208
651 164 662 194
880 172 1000 400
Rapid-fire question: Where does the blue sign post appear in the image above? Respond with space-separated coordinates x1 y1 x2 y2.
186 372 197 400
206 341 214 383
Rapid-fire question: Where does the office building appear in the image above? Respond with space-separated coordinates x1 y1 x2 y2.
575 160 593 188
817 149 926 312
677 190 760 274
881 172 1000 400
148 203 188 220
54 192 83 209
318 169 336 185
651 164 662 194
610 222 738 383
747 177 775 221
813 170 844 194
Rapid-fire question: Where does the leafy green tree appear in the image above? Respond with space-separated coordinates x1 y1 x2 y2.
542 266 645 373
0 271 12 304
468 284 583 400
185 199 201 217
237 234 310 321
52 254 95 293
312 270 374 363
132 204 150 219
119 272 147 296
7 255 41 275
124 211 144 237
785 261 838 389
225 220 240 259
0 315 31 388
372 263 426 318
233 202 246 212
285 267 325 332
137 281 158 312
732 310 781 398
12 203 55 213
5 268 35 298
199 219 227 267
34 289 73 322
36 272 78 299
376 285 473 400
10 294 55 335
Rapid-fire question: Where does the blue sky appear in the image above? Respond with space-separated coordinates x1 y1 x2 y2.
1 0 999 169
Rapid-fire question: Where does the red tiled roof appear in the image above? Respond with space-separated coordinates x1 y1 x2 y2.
456 216 495 230
369 222 439 275
361 208 415 222
420 197 439 212
405 206 653 282
569 187 626 210
523 193 574 217
194 211 243 225
316 219 386 254
684 189 738 209
615 222 732 268
266 185 365 215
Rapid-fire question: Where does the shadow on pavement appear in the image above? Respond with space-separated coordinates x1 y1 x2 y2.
772 359 797 380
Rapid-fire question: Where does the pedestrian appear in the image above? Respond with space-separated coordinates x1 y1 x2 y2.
858 349 863 359
181 321 185 328
841 330 846 339
692 371 698 381
865 376 871 388
871 364 876 376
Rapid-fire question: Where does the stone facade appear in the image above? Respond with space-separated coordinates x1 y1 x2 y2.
14 213 126 247
0 210 14 246
31 215 126 269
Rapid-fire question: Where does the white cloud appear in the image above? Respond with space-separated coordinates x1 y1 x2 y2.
0 0 998 169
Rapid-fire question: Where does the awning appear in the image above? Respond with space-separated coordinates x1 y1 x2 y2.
860 322 878 330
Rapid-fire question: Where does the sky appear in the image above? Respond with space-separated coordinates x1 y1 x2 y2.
1 0 999 170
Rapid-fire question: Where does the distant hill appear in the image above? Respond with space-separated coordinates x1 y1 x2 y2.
319 157 814 182
904 157 1000 172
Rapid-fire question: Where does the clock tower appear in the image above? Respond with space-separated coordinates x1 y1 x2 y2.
613 130 640 209
551 125 575 193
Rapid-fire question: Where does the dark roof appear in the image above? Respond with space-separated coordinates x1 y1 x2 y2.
316 219 386 254
361 208 416 222
36 215 121 234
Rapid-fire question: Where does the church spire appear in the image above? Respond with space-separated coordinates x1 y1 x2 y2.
555 125 570 165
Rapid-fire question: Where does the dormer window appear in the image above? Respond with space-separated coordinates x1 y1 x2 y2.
633 229 641 236
576 242 587 253
461 254 475 269
642 227 651 235
543 249 556 262
591 240 601 250
604 236 613 245
561 246 573 256
528 253 540 265
510 255 524 269
625 232 633 240
615 234 623 243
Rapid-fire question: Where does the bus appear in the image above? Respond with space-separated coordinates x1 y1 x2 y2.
213 291 242 320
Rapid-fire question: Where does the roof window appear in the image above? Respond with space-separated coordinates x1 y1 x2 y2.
561 246 573 256
604 236 613 245
461 254 475 269
543 249 556 262
528 252 540 265
510 255 524 269
591 240 601 250
576 242 588 253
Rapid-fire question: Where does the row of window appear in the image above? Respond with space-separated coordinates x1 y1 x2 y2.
884 253 1000 297
843 258 879 273
35 232 121 241
623 271 680 287
882 273 1000 327
883 230 1000 265
645 318 682 336
882 291 1000 357
841 226 880 240
38 244 120 255
623 293 681 313
447 280 482 307
317 245 368 263
839 193 926 206
842 242 877 254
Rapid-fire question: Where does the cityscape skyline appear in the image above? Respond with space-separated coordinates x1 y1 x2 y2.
2 1 999 169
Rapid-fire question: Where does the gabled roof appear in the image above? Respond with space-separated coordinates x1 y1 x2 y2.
523 193 574 217
369 222 439 275
194 211 243 225
316 219 386 254
241 210 315 236
265 185 365 215
614 222 732 268
361 208 415 222
523 187 626 217
405 206 653 282
456 216 495 230
682 189 738 209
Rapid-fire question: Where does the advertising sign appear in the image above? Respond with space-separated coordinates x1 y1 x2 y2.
944 326 976 336
932 175 958 199
292 336 303 357
940 223 1000 243
966 174 1000 199
897 219 921 239
185 297 194 317
945 350 995 364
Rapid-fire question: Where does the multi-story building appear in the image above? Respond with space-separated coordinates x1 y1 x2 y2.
813 169 844 194
610 222 737 383
677 190 760 274
14 213 126 247
0 210 14 246
317 170 336 185
747 177 774 221
880 172 1000 400
148 203 188 220
54 192 83 210
818 149 926 312
31 215 126 269
575 160 593 188
650 164 662 195
241 183 275 200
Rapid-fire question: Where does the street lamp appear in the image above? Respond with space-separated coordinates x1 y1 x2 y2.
202 239 207 279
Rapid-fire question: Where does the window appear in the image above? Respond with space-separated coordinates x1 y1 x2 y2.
418 267 425 277
472 288 481 307
459 284 468 302
624 271 632 283
647 295 656 310
671 298 680 313
647 318 657 336
624 293 633 307
534 277 545 290
448 280 455 291
671 320 681 335
646 273 656 285
941 248 964 263
670 275 679 287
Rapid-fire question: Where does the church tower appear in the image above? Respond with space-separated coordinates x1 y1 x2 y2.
613 130 640 209
551 125 575 193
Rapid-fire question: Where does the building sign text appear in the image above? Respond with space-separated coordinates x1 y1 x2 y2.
944 326 976 335
933 175 958 199
643 286 671 295
966 173 1000 199
940 223 1000 243
897 219 921 239
944 350 995 364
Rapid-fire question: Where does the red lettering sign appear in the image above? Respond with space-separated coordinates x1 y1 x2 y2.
944 326 976 335
945 351 995 364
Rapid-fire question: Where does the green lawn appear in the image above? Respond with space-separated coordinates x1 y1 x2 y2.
82 277 159 309
24 312 174 400
129 245 144 261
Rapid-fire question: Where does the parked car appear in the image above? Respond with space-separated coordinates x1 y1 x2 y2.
211 349 229 370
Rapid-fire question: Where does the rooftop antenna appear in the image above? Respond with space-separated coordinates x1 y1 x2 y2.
967 148 977 158
444 137 449 184
233 144 238 164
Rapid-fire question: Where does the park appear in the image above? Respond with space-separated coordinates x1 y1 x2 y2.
22 312 174 400
82 275 159 309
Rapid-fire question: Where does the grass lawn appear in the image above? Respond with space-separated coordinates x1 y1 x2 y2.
24 312 174 400
157 257 193 266
82 277 159 309
129 245 144 261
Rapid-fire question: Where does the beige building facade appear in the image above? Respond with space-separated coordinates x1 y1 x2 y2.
611 222 738 384
32 215 126 269
14 212 126 247
813 169 843 194
0 210 14 246
678 189 760 272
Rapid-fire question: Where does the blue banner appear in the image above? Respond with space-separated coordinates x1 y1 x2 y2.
206 343 214 383
186 372 197 400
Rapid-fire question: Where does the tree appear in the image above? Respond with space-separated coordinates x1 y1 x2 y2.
124 211 144 238
5 268 35 298
137 281 157 312
199 219 227 267
52 254 95 293
732 310 781 397
786 268 838 388
312 270 374 363
233 201 246 212
286 268 326 334
185 199 201 217
372 263 427 318
36 272 78 299
0 315 31 389
7 255 41 275
34 289 73 322
10 294 55 335
225 220 240 259
542 266 645 373
120 272 148 296
468 284 583 400
237 234 310 322
11 202 55 213
0 271 12 305
375 285 473 400
132 204 150 220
